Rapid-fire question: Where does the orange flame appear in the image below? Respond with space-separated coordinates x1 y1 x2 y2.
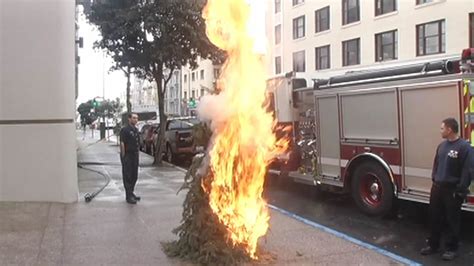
202 0 287 258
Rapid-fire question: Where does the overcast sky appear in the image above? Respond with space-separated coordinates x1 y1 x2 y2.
76 7 125 105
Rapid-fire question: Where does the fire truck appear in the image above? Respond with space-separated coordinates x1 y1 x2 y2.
267 48 474 216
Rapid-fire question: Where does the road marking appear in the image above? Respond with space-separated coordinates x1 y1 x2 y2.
268 204 422 266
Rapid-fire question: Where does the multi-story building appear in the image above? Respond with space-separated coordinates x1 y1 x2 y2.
266 0 474 84
164 69 182 117
130 77 159 114
1 1 78 202
181 58 221 116
130 70 182 117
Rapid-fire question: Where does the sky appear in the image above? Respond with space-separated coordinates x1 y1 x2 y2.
76 6 126 105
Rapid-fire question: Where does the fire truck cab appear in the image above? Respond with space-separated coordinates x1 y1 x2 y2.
268 48 474 216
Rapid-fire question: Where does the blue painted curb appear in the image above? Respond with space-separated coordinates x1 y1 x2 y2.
268 204 422 266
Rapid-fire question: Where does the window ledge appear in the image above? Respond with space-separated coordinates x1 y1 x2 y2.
416 51 446 57
342 63 361 68
292 2 305 8
315 68 331 72
374 10 398 20
415 0 446 10
341 21 361 29
293 37 307 43
375 58 398 63
315 29 331 37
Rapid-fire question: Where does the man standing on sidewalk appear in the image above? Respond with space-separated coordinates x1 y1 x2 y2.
120 113 141 204
420 118 473 261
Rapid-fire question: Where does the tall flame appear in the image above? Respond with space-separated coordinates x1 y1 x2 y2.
202 0 286 258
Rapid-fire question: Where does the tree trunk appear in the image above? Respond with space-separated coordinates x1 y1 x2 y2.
153 63 167 165
126 67 132 114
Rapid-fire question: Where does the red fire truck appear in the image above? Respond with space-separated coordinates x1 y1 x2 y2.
268 48 474 216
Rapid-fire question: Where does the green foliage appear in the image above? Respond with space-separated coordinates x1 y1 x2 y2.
162 154 251 265
77 98 122 125
88 0 225 164
94 98 122 119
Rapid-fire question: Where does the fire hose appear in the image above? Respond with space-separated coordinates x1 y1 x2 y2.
77 139 113 202
77 162 112 202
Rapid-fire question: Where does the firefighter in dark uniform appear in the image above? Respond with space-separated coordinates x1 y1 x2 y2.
420 118 473 261
120 113 141 204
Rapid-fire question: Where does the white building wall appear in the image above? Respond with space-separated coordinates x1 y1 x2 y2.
267 0 474 82
0 0 78 202
181 58 219 110
131 77 159 114
164 70 181 116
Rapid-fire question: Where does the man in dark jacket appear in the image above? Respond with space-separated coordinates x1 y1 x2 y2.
120 113 141 204
420 118 473 261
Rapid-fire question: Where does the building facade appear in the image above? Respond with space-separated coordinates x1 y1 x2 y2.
266 0 474 83
181 58 221 116
130 77 159 114
164 69 182 117
129 70 182 117
0 1 78 202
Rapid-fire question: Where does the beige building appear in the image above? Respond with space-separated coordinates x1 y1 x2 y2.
164 69 182 116
130 78 159 114
266 0 474 83
181 58 221 115
0 1 78 202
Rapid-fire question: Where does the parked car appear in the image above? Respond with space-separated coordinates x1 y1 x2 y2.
162 117 200 163
143 123 159 155
139 124 152 152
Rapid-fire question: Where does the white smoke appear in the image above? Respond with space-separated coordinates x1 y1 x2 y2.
196 92 234 132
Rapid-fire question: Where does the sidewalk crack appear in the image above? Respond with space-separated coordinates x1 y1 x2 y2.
34 203 51 265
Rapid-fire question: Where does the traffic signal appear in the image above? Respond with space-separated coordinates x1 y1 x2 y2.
92 98 102 108
188 98 197 109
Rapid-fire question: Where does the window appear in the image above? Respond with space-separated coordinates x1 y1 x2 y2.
293 50 306 72
184 91 187 99
375 30 397 61
293 16 305 39
200 69 204 80
275 56 282 74
181 121 194 129
375 0 396 16
315 45 330 70
184 74 187 83
417 20 445 56
275 24 281 45
416 0 433 5
214 68 221 79
342 0 360 25
200 89 204 97
192 90 195 98
191 72 195 81
293 0 304 6
342 38 360 66
315 6 330 33
470 13 474 47
275 0 281 13
168 121 181 130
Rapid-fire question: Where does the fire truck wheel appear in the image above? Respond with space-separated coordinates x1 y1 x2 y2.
351 162 394 216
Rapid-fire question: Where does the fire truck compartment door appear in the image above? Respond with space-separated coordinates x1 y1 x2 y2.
316 96 340 178
274 79 295 123
340 90 398 142
401 84 459 193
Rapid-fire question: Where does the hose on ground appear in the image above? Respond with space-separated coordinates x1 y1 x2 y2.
77 139 112 203
77 162 111 202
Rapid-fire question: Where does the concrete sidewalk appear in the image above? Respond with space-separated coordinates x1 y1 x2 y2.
0 137 415 265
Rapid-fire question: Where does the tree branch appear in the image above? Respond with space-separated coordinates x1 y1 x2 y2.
162 66 175 94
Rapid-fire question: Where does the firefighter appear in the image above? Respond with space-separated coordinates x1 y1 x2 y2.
420 118 473 261
120 113 141 204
